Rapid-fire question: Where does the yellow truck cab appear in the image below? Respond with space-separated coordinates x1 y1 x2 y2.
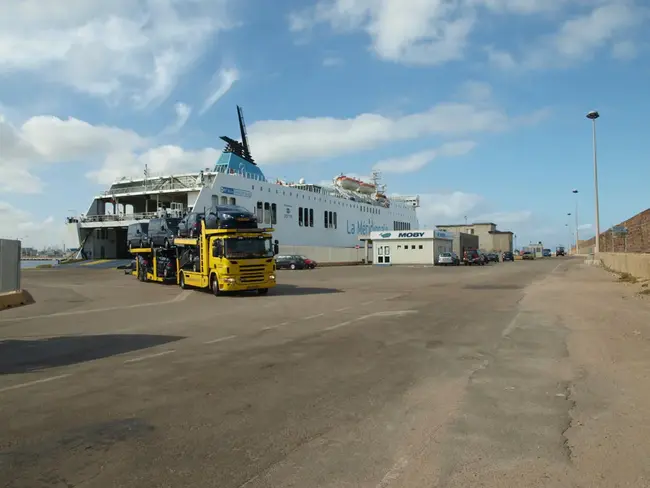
174 220 278 295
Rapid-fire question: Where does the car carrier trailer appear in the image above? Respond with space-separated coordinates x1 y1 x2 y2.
129 220 279 295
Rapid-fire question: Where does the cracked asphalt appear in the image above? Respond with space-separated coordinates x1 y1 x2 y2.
2 259 649 487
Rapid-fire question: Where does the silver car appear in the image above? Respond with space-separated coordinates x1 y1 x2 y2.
437 251 460 266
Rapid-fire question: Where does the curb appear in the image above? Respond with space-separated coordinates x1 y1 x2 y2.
0 290 35 311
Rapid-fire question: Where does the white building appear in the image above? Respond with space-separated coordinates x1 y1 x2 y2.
369 230 454 265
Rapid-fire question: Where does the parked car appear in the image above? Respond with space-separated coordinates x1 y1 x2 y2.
148 217 181 249
502 251 514 262
298 255 317 269
275 255 309 270
205 205 258 229
177 212 205 238
126 222 150 249
437 251 460 266
487 252 500 262
522 251 535 260
542 249 552 257
463 249 483 265
477 251 490 264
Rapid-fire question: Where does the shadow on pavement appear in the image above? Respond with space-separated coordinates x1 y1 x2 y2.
270 284 342 296
0 334 184 374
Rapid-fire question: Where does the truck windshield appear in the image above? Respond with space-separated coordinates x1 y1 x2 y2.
224 237 273 259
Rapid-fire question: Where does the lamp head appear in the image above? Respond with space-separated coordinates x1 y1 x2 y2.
572 189 578 194
586 110 600 120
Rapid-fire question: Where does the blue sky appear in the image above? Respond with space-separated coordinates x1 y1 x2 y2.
0 0 648 249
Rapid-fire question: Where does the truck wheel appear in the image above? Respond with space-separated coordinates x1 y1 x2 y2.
257 288 269 295
179 272 187 289
210 274 221 296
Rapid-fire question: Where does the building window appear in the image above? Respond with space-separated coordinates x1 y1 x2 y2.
229 197 236 205
264 202 271 224
299 207 304 226
271 203 277 225
221 196 228 205
419 245 423 249
256 201 263 222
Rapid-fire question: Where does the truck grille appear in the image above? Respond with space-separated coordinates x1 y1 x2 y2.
239 264 266 283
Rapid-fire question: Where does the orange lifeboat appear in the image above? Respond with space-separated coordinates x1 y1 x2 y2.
335 175 361 191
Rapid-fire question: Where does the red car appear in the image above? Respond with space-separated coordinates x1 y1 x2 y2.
300 256 317 269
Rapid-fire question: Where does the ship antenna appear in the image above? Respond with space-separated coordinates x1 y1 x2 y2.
237 105 253 162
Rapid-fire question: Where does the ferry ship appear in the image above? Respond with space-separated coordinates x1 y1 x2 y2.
64 107 420 261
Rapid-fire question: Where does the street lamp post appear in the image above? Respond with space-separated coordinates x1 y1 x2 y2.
586 110 601 254
572 190 579 254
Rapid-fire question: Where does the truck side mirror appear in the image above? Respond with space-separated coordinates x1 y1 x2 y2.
273 243 279 255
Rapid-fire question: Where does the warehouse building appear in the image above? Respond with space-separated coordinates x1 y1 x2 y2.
436 222 514 252
369 230 454 265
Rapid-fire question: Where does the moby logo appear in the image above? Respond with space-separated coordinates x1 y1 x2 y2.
398 232 425 238
379 232 392 238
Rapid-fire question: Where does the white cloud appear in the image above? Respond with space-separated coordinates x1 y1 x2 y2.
290 0 644 70
416 191 484 226
323 56 343 67
456 81 493 102
490 2 646 70
162 102 192 134
199 68 240 115
87 146 221 185
290 0 475 65
373 141 476 174
0 0 236 107
0 201 64 249
247 101 538 164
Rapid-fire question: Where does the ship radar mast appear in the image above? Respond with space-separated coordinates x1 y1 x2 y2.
219 105 257 165
371 169 386 193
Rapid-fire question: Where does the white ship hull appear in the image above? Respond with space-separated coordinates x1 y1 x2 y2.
191 173 418 248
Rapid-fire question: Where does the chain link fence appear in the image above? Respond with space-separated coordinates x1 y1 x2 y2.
0 239 21 293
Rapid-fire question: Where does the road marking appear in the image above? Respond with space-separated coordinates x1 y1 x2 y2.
360 300 375 306
324 310 417 332
303 313 325 320
0 374 72 393
124 350 175 363
335 307 350 312
385 294 402 300
204 335 237 344
324 320 353 331
261 326 278 332
0 293 189 323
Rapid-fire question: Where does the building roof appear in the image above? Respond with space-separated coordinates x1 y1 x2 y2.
489 230 513 235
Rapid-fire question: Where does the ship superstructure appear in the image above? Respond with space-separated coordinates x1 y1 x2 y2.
65 107 420 260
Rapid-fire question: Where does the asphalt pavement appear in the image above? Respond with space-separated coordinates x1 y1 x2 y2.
1 259 584 487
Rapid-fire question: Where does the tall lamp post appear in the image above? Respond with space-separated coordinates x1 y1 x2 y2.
586 110 601 254
567 213 572 252
572 190 579 254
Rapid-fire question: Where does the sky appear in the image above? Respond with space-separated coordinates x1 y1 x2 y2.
0 0 649 250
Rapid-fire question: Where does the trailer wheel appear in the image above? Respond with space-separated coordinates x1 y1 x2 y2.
179 272 187 289
210 274 221 296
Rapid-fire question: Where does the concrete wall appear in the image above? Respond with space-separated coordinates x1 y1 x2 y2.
279 245 363 263
491 233 513 252
582 208 650 253
0 239 21 293
598 252 650 280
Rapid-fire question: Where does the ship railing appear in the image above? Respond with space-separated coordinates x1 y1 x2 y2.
214 166 267 182
78 212 158 223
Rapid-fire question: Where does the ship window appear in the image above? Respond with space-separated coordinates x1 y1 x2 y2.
333 212 337 229
264 202 271 224
229 197 236 205
328 211 333 228
309 208 314 227
324 210 328 228
252 185 254 189
299 207 304 226
271 203 277 225
256 201 263 222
